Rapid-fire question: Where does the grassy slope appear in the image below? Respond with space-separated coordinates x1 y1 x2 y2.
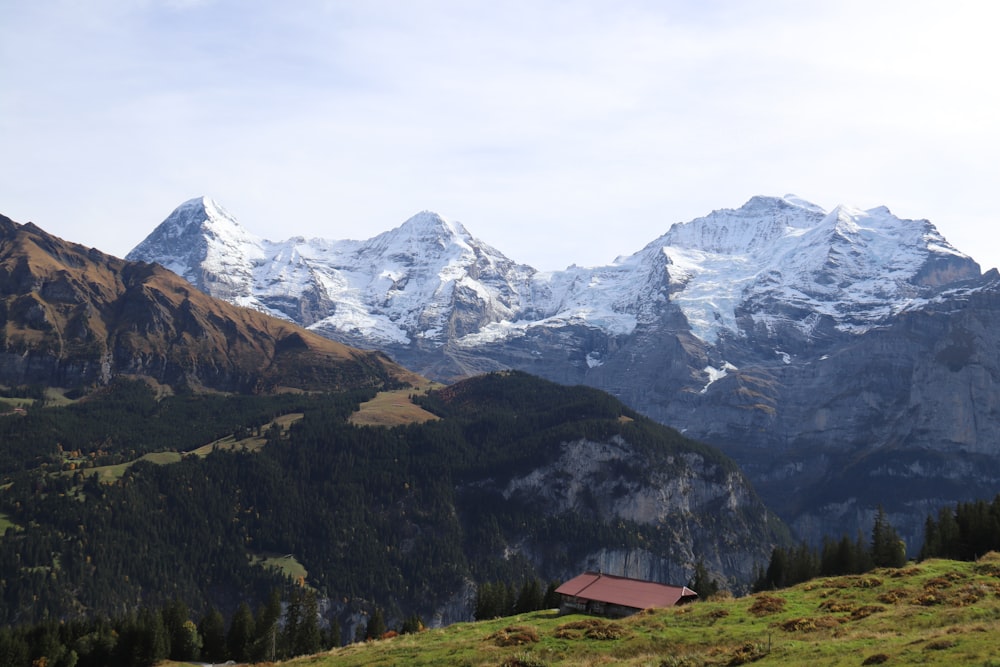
277 554 1000 667
348 382 443 427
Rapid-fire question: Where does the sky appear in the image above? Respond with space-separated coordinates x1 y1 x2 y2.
2 0 998 271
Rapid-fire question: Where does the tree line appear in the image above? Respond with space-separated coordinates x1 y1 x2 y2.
473 578 562 620
0 586 340 667
919 494 1000 561
753 506 906 591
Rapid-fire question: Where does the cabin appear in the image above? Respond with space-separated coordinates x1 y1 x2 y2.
555 572 698 618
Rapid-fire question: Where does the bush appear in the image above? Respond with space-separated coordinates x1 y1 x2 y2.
748 594 785 617
487 626 539 647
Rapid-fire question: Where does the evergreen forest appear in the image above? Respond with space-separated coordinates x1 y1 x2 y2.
0 372 756 643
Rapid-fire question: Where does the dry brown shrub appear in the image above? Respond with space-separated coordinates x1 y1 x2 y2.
779 617 844 635
707 608 730 620
813 616 845 629
748 594 785 617
779 617 816 632
818 600 853 613
500 654 548 667
877 589 908 604
708 590 734 602
856 576 883 589
849 605 886 620
553 618 627 641
924 638 958 651
586 623 627 640
916 592 943 606
954 582 991 606
728 641 766 665
889 566 922 578
861 654 890 665
487 625 540 647
973 556 1000 577
822 578 851 589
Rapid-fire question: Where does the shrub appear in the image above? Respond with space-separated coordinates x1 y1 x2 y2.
849 605 885 620
779 617 815 632
748 594 785 617
818 600 852 613
856 576 883 589
924 638 958 651
728 641 766 665
861 654 889 665
488 626 540 647
500 652 548 667
553 619 627 640
877 589 908 604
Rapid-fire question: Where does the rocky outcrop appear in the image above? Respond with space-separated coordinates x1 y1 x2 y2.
490 436 771 587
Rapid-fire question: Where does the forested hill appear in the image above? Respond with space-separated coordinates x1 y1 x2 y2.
0 372 785 632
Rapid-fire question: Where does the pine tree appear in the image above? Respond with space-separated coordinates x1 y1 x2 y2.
871 506 907 568
161 598 197 661
400 613 423 634
515 578 544 614
327 617 341 649
293 590 322 657
365 608 386 640
135 607 168 667
198 607 227 664
227 602 255 663
689 559 720 598
254 588 282 662
282 587 301 658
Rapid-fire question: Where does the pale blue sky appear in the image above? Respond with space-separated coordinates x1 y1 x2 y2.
2 1 998 271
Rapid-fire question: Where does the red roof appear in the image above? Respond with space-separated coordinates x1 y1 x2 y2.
555 572 697 610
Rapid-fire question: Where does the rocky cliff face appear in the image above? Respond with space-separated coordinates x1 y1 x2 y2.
490 436 770 586
127 195 997 551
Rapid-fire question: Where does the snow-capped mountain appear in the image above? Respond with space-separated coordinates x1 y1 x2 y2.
130 194 996 550
129 197 537 351
652 195 976 343
129 194 978 362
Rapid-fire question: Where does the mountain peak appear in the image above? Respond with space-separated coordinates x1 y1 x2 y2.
127 198 265 298
395 211 471 242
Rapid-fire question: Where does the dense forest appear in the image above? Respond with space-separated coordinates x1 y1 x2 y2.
0 372 758 636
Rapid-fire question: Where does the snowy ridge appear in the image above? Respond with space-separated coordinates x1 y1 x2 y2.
128 195 980 352
653 195 977 342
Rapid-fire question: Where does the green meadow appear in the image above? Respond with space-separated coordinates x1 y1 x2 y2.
274 554 1000 667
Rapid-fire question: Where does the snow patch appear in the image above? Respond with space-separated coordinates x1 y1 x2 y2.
700 362 737 394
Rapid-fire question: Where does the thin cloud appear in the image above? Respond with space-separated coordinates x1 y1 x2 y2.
1 1 997 270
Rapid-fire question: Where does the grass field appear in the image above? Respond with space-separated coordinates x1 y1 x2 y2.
0 512 21 534
348 382 443 427
74 413 305 482
253 553 309 584
270 554 1000 667
83 451 184 483
188 412 305 457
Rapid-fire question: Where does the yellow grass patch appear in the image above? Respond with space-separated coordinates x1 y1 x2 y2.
349 382 443 427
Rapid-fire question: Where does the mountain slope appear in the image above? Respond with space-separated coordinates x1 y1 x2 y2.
0 213 418 393
0 371 785 629
126 195 1000 550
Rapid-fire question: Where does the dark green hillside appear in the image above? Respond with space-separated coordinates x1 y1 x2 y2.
0 378 367 474
0 371 783 629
